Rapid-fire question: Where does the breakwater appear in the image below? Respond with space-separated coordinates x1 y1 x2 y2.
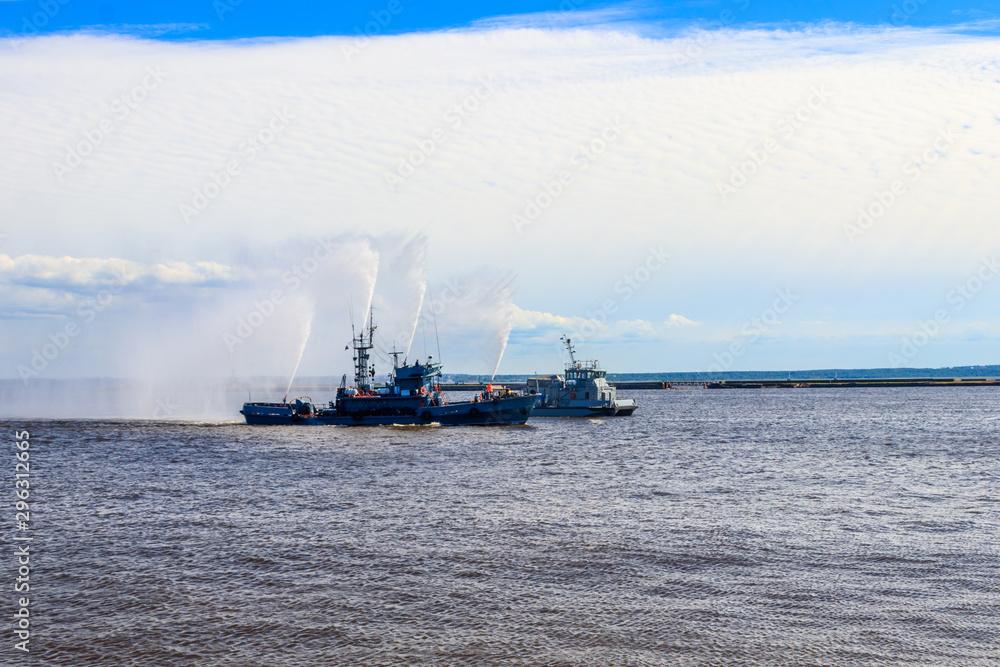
441 381 701 391
441 378 1000 391
707 377 1000 388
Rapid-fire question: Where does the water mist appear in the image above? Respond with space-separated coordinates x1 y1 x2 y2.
283 300 315 402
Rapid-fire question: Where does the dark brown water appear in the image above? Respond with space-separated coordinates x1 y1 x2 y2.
6 388 1000 665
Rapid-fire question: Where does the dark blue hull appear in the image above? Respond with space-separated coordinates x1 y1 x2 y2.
241 394 536 426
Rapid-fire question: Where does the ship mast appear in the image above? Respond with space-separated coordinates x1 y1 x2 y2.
352 309 376 392
562 336 578 369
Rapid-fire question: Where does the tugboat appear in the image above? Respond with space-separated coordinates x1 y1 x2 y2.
240 312 537 426
527 337 638 417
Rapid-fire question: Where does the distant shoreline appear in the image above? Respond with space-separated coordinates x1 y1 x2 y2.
445 365 1000 384
3 365 1000 386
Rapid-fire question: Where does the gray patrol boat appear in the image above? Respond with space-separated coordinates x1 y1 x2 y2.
527 337 638 417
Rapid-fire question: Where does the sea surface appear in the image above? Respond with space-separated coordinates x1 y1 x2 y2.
6 388 1000 665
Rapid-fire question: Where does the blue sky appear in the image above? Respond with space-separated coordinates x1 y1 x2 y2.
2 0 1000 395
3 0 999 40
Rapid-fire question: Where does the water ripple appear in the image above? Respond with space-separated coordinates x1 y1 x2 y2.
8 388 1000 665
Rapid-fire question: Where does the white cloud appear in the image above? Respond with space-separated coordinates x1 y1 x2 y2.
0 253 252 320
512 305 699 340
467 2 655 32
0 253 249 291
668 313 698 326
1 25 999 376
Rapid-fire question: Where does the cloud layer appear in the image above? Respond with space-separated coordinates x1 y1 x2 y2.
1 24 999 380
